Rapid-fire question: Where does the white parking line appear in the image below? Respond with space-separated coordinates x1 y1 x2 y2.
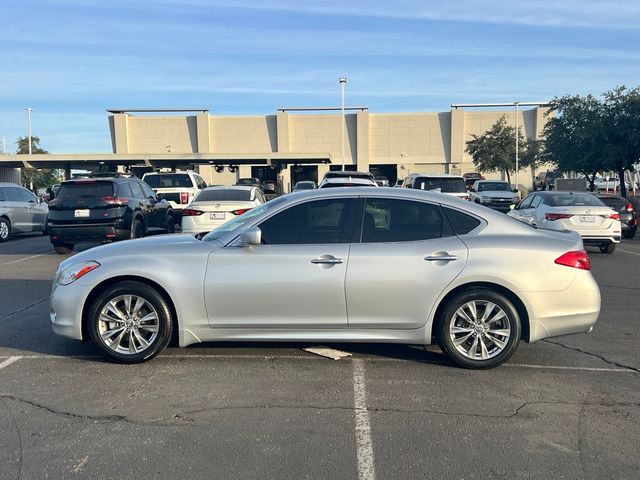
618 248 640 257
1 253 46 265
0 356 22 370
353 359 376 480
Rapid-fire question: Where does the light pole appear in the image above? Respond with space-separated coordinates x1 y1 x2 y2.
339 77 346 170
515 102 519 189
25 107 34 155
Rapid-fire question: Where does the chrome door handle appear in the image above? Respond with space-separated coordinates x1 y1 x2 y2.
311 257 343 265
424 254 457 262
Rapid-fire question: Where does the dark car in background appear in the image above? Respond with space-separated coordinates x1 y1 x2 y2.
47 177 174 254
595 193 637 239
235 177 263 189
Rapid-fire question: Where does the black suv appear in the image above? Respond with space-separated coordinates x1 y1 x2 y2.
48 177 174 254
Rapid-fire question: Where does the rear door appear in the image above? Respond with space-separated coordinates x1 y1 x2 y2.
204 197 355 328
4 187 30 232
16 188 42 231
345 197 468 329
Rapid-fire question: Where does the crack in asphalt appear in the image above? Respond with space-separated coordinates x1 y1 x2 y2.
0 298 49 322
2 394 638 427
542 339 640 373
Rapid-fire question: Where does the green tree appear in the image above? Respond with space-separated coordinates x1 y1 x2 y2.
15 136 58 189
465 115 541 185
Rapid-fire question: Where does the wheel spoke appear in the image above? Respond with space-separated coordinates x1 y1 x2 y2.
133 330 150 349
479 336 490 360
450 326 473 334
110 329 127 351
132 297 146 315
485 333 507 350
453 332 474 346
128 331 137 354
99 313 122 325
455 307 475 325
467 301 478 322
105 301 126 321
480 302 496 323
138 323 158 333
486 310 506 324
466 335 479 358
124 295 133 316
487 328 510 337
101 326 124 341
139 312 158 323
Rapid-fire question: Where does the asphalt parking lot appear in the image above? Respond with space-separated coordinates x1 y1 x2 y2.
1 234 639 480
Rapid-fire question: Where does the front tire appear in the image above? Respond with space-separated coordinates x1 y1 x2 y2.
0 217 10 242
599 242 616 254
436 288 521 369
87 281 173 363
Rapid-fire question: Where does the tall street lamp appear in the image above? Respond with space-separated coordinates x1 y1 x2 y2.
25 107 34 155
339 77 347 170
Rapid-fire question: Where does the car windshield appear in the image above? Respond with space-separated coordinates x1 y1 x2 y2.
294 182 315 190
325 171 374 180
236 178 259 185
194 189 252 202
414 177 465 193
548 194 605 207
56 182 114 199
144 174 193 188
477 182 511 192
202 196 288 242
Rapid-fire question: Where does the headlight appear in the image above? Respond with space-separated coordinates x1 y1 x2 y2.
54 261 101 286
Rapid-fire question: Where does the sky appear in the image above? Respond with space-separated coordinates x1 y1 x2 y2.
1 0 639 153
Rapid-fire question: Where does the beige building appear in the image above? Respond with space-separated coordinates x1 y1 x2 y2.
0 106 549 189
108 106 548 190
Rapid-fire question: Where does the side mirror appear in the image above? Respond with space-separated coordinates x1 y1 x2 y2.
512 189 519 193
239 226 261 246
157 193 166 200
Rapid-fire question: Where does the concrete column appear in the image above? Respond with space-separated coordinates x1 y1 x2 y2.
110 113 130 154
356 110 369 172
277 111 290 153
196 112 211 153
450 108 465 165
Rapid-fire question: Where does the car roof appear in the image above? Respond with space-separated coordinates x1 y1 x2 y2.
61 177 129 184
409 173 464 179
143 171 195 176
0 182 29 188
321 177 377 185
204 185 254 191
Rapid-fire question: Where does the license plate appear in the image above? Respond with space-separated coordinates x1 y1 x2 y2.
210 212 225 220
74 209 90 218
580 215 595 223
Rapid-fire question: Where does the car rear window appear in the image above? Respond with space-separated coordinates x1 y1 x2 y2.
144 174 193 188
56 182 114 200
320 182 372 188
194 189 252 202
414 177 465 193
477 182 511 192
548 194 605 207
597 196 626 210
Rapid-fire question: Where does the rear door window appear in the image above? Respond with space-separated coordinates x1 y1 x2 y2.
0 187 22 202
139 182 156 198
129 182 146 199
442 207 481 235
361 198 444 243
17 189 38 203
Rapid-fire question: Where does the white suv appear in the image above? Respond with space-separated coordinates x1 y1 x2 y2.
142 171 207 221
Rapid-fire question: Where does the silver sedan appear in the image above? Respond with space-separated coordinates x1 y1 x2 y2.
50 188 600 368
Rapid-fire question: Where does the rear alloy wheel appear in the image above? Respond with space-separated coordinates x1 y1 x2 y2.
88 281 172 363
599 242 616 254
130 218 144 239
53 242 74 254
0 218 10 242
437 289 521 369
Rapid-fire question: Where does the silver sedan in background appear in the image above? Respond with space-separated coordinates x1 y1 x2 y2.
50 188 600 368
0 182 49 241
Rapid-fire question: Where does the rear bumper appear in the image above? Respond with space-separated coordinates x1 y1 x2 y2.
49 223 129 243
524 272 600 342
582 236 621 245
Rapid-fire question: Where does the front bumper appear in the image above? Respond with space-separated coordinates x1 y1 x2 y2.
50 280 90 341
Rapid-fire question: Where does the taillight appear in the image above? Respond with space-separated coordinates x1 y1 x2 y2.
102 196 128 206
626 203 634 212
180 192 189 204
182 208 204 216
555 251 591 271
545 213 573 221
609 213 621 220
231 208 252 215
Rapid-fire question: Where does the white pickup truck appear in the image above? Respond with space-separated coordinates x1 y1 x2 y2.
142 171 208 222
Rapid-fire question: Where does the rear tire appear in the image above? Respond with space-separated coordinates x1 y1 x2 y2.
53 243 74 254
623 228 636 239
0 217 10 242
166 213 175 234
87 281 173 363
130 217 144 239
599 242 616 254
436 288 521 369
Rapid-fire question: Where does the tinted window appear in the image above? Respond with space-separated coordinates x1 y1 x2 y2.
597 196 626 210
531 196 543 208
0 187 7 201
139 182 156 198
478 182 511 192
324 171 374 181
362 199 443 243
116 182 134 198
129 182 146 199
547 194 605 207
0 187 22 202
57 182 114 200
413 177 465 193
144 174 193 188
195 189 252 202
443 207 481 235
259 199 351 244
519 195 534 209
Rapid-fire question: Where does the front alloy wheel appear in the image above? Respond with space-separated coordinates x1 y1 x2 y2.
0 218 10 242
88 281 172 363
437 289 521 369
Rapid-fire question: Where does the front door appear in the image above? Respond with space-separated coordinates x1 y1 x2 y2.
346 197 468 329
204 197 355 328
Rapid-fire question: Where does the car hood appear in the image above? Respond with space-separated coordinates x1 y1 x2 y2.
59 234 219 270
